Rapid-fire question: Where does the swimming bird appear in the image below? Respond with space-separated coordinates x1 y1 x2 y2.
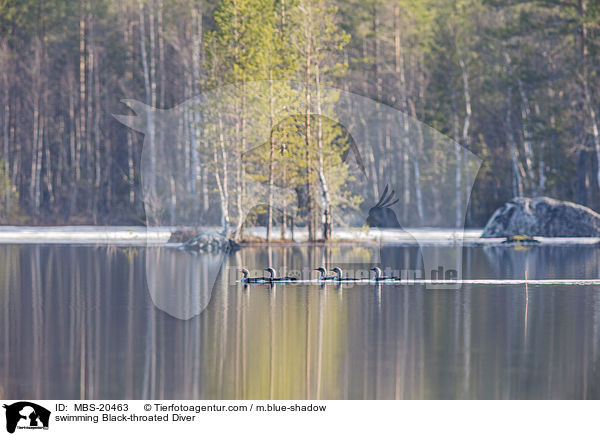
239 268 267 284
265 267 298 282
315 267 336 281
370 267 395 281
331 267 358 281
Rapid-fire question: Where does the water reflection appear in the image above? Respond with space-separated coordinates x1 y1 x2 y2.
0 244 599 399
145 247 223 320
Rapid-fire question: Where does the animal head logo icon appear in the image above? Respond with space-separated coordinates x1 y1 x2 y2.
366 185 400 228
3 402 50 434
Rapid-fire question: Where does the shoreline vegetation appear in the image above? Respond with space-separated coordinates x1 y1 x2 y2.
2 226 600 247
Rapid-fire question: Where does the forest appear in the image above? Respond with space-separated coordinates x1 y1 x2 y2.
0 0 599 238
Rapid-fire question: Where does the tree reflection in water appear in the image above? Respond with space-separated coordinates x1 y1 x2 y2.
0 244 599 399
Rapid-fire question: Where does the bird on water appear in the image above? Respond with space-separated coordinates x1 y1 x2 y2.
370 266 396 281
239 268 268 284
315 267 336 281
240 266 403 283
265 267 298 282
331 267 358 281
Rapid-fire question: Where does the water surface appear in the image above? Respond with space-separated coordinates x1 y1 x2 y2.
0 244 599 399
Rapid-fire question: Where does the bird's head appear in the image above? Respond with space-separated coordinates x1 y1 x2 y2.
264 267 276 277
314 267 327 279
370 267 382 277
239 268 249 279
331 267 342 278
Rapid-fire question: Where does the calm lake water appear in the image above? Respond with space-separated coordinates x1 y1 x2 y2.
1 243 599 399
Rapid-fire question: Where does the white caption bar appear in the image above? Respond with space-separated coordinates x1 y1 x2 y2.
0 400 597 436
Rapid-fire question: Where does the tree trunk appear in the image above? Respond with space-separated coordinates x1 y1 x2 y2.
517 77 535 184
450 84 462 227
201 163 208 216
67 71 78 213
505 84 524 197
372 7 385 188
534 102 547 195
408 54 425 224
393 5 401 187
91 35 102 223
577 0 600 191
266 74 275 242
2 71 10 214
216 115 230 232
30 41 44 217
74 3 87 216
504 52 525 197
44 126 54 209
9 96 18 190
304 8 315 241
315 61 331 240
139 0 155 201
397 16 411 224
190 7 202 203
123 5 136 207
459 55 472 224
157 0 165 108
576 149 588 205
279 0 287 240
409 99 424 223
583 81 600 190
85 9 94 214
280 126 288 241
234 86 246 241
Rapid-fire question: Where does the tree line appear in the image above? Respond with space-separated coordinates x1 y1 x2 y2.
0 0 599 239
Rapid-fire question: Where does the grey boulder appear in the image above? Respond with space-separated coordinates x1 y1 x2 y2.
177 230 240 252
482 196 600 237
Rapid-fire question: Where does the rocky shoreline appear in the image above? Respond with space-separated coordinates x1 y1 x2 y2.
482 197 600 238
